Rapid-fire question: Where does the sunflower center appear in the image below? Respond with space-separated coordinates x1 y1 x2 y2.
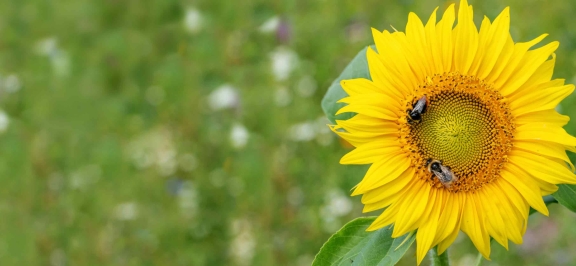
401 72 515 193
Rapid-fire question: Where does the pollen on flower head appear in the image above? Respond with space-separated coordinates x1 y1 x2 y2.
401 72 514 193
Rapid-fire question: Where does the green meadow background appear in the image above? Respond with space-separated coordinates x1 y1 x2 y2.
0 0 575 265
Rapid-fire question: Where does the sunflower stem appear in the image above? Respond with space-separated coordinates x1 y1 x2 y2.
429 246 450 266
475 252 483 266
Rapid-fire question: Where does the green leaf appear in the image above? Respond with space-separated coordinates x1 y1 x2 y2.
552 184 576 212
529 195 559 216
312 217 416 266
321 46 372 124
428 247 450 266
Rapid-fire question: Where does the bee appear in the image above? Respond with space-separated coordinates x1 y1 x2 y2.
425 159 457 188
407 95 429 123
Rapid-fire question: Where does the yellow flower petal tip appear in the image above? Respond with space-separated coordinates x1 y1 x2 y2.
329 2 576 265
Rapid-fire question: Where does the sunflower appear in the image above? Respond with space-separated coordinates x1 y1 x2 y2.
329 0 576 264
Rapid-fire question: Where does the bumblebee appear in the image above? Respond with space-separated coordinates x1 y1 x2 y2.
425 159 457 188
407 95 429 123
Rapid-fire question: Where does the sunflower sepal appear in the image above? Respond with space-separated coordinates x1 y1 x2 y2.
552 185 576 212
312 217 415 266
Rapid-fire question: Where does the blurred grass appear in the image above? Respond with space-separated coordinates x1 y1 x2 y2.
0 0 575 265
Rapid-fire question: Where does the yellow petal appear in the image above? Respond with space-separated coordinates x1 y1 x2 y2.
352 155 411 195
367 203 400 231
336 115 399 135
514 109 569 127
461 193 491 259
336 102 399 120
406 12 433 76
437 193 465 254
415 190 441 265
366 44 414 96
338 93 402 111
340 140 400 165
513 140 574 171
366 181 420 231
500 165 549 216
485 183 525 244
340 78 389 97
479 188 508 249
437 4 455 72
329 125 382 147
534 179 559 196
361 167 414 205
432 190 460 247
392 182 432 237
509 84 574 116
509 150 576 185
425 7 442 71
509 54 556 97
468 16 492 75
510 79 564 108
453 0 478 74
493 179 529 220
488 33 548 86
385 31 421 89
499 41 559 96
514 123 576 147
476 7 510 79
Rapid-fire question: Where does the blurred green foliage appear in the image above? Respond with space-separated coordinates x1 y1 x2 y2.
0 0 575 265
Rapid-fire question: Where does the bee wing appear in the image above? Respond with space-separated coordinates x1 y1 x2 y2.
438 165 455 182
413 97 427 113
431 169 446 182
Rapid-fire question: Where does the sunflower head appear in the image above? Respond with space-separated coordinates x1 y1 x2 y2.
330 0 576 264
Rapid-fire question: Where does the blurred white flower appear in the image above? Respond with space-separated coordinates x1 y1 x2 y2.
114 202 138 221
184 7 203 33
179 153 198 172
69 164 102 190
209 169 227 188
178 181 198 219
319 189 353 233
145 86 165 106
48 172 65 192
35 37 71 77
4 74 21 93
289 122 316 142
456 254 477 266
35 37 58 56
270 47 298 81
208 84 240 111
296 75 317 98
346 20 369 43
227 176 244 197
296 254 314 266
274 86 291 107
315 116 334 146
0 110 9 133
321 189 353 218
193 223 211 239
259 16 280 33
50 249 66 266
230 219 256 266
287 187 304 207
97 224 118 257
51 50 70 77
230 123 249 149
157 147 177 177
126 127 177 176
